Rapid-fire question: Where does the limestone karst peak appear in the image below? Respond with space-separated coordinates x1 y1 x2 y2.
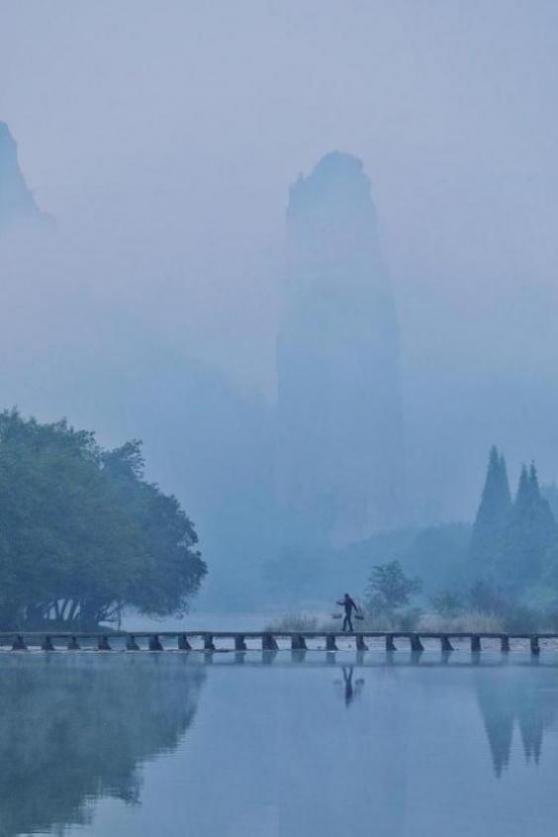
0 121 48 233
287 150 374 224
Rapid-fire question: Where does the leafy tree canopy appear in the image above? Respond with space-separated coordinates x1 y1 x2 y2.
365 559 421 621
0 409 206 629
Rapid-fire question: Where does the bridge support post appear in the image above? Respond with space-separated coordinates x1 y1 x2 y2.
501 635 510 653
356 634 368 651
291 634 307 651
441 635 453 652
385 635 396 652
471 635 481 653
12 635 27 651
262 633 278 651
204 634 216 652
126 635 140 651
68 635 80 650
410 634 424 653
234 634 247 651
178 633 192 651
149 634 164 651
98 636 111 651
326 634 338 651
530 636 540 655
41 635 55 651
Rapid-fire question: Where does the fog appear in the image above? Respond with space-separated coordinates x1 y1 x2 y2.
1 2 558 604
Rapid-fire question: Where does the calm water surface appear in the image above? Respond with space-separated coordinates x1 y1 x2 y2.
1 651 557 837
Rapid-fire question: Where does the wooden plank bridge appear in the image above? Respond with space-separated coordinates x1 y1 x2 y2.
1 630 557 654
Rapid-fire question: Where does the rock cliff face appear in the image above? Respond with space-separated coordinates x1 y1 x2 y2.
0 122 45 233
277 152 405 546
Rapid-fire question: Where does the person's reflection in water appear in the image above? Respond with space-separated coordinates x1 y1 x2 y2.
335 666 365 707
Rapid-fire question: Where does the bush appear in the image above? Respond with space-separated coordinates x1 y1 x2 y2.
468 580 509 616
364 561 422 628
501 604 540 633
398 607 422 631
430 590 465 618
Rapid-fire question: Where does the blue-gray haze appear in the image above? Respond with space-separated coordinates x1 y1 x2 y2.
1 2 558 604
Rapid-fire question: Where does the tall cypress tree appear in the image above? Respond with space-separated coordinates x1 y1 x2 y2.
528 463 557 565
470 446 512 571
501 462 557 592
516 464 531 512
499 451 512 509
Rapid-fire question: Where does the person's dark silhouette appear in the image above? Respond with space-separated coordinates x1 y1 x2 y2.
337 593 359 632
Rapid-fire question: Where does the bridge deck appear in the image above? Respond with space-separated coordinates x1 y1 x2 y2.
0 630 557 653
2 630 558 639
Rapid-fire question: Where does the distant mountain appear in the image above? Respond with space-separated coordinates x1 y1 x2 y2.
0 121 48 233
277 151 406 548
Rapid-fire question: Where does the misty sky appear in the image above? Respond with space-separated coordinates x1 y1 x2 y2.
1 1 558 522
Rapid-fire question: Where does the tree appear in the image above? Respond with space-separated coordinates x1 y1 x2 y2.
0 409 206 629
542 482 558 519
99 441 204 620
499 463 557 592
469 446 512 572
365 560 422 626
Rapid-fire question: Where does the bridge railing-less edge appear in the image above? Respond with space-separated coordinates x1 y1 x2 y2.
0 630 555 655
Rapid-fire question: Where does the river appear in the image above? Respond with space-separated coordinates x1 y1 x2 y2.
1 650 557 836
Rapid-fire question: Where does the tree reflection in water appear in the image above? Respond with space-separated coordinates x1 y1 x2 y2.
2 651 557 836
0 654 205 836
476 664 558 777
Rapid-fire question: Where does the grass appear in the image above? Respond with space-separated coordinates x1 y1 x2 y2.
266 609 507 633
265 613 319 632
417 611 504 633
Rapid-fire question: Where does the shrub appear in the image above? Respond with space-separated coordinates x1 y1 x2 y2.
430 590 465 618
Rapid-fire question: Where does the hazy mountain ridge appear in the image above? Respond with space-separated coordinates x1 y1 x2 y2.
0 122 49 233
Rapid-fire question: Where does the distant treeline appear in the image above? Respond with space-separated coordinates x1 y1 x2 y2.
465 446 558 624
266 445 558 631
0 409 206 630
359 446 558 631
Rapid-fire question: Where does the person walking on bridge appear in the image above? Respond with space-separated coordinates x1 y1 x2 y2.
337 593 360 632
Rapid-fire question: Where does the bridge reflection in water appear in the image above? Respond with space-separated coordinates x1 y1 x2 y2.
0 652 555 836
